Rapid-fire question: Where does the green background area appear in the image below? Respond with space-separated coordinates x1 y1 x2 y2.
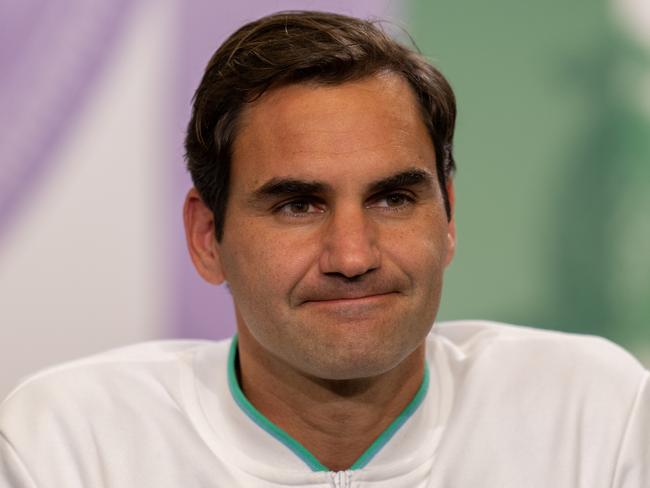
408 0 650 364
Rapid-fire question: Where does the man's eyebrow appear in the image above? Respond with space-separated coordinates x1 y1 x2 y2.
249 178 331 202
248 169 435 203
367 168 436 194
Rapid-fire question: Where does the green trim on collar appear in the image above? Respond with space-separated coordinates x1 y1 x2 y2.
349 364 429 469
227 336 328 471
227 335 429 472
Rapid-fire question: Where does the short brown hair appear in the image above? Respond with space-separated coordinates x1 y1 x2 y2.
185 10 457 241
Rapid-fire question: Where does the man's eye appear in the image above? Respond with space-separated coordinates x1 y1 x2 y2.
276 199 323 216
372 192 415 209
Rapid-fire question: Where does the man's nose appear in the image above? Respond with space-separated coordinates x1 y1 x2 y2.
319 206 380 279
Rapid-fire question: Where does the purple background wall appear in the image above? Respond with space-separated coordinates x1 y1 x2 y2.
0 0 134 245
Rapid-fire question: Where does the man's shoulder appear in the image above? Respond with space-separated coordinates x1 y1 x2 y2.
426 322 650 484
0 339 231 425
432 319 645 370
0 339 235 483
430 320 647 398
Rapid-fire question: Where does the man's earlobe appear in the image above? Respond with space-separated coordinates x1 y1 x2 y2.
183 188 226 285
445 181 456 267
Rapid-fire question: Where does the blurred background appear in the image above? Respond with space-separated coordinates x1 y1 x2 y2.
1 0 648 397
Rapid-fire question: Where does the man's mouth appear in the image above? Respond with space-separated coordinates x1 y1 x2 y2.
293 277 407 308
301 291 399 305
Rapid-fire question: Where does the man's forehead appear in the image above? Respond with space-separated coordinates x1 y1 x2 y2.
231 75 435 189
235 74 424 143
241 71 412 115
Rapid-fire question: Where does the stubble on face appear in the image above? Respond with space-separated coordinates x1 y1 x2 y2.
218 72 454 381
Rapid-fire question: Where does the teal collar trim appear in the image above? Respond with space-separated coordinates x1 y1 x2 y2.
227 335 327 471
227 335 430 472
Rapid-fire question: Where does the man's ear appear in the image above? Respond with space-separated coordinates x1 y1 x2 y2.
444 181 456 267
183 188 226 285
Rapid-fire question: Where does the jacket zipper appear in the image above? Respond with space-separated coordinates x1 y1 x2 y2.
331 470 351 488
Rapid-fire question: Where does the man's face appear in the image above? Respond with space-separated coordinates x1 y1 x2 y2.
216 73 455 380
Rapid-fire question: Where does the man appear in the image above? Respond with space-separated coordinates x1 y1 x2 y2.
1 11 648 487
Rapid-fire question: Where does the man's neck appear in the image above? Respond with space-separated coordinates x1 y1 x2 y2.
236 329 426 472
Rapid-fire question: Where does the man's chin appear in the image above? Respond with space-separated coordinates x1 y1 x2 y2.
287 335 417 382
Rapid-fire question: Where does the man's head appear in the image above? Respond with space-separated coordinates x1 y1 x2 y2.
185 10 456 242
184 11 457 381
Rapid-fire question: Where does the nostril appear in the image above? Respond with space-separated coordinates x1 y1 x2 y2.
324 269 376 283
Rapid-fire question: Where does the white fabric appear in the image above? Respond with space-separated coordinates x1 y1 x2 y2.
0 321 648 487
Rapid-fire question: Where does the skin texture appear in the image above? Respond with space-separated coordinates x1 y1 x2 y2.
184 72 456 470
